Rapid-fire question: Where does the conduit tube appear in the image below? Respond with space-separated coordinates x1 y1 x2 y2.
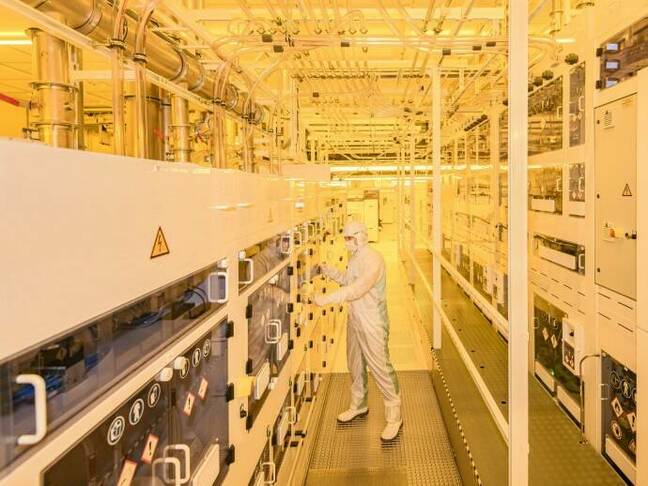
109 0 130 155
133 0 160 159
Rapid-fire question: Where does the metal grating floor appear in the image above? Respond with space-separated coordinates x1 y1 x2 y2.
304 371 462 486
439 269 624 486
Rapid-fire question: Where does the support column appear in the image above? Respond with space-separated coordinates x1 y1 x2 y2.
125 83 164 160
28 23 77 148
171 94 192 163
409 125 416 284
432 65 442 349
508 0 530 484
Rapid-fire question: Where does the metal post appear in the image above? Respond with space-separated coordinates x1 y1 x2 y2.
578 353 600 444
162 92 171 161
70 46 84 150
171 93 192 162
489 106 500 310
508 0 529 484
410 125 416 268
432 65 442 349
396 142 403 258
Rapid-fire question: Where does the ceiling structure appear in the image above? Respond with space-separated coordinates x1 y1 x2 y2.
0 0 565 173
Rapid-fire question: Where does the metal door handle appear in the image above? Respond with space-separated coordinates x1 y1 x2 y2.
262 461 276 484
265 319 281 344
164 444 191 484
240 258 255 285
15 374 47 445
208 271 229 303
153 457 181 486
153 457 181 485
281 233 293 255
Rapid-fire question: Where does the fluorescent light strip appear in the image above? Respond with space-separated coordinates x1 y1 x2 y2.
0 39 32 46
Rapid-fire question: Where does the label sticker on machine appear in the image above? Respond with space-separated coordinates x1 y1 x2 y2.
150 226 170 259
198 377 209 400
107 416 126 446
147 383 161 408
184 392 196 416
611 397 624 418
627 412 637 432
117 459 137 486
550 334 558 349
192 348 202 367
202 338 211 358
128 399 145 426
141 434 159 464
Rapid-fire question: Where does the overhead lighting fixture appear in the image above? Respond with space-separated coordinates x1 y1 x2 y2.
555 37 576 44
0 39 31 46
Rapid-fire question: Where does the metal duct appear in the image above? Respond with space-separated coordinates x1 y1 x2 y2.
23 0 216 101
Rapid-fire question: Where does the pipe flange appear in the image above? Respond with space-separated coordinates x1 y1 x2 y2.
169 47 189 84
30 81 78 92
74 0 104 36
133 52 148 64
223 84 239 111
108 38 127 50
33 121 78 128
189 62 206 94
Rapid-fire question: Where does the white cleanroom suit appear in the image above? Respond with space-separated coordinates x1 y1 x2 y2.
313 221 402 441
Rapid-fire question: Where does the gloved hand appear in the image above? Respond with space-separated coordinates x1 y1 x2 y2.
318 262 333 277
313 294 329 307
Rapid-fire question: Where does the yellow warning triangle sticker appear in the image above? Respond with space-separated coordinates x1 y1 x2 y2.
150 227 170 259
622 183 633 197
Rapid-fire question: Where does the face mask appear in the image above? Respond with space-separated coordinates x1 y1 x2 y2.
345 239 357 253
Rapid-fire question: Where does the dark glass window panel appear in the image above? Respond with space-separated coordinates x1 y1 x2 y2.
43 320 230 485
1 261 226 471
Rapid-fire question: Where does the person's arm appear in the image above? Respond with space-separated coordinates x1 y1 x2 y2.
320 263 348 285
316 254 382 305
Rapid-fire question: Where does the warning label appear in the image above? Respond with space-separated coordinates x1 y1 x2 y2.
183 392 196 416
198 377 209 400
150 227 170 259
622 183 633 197
117 459 137 486
141 433 159 464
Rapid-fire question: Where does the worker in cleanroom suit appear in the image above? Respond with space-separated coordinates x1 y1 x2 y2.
313 221 402 441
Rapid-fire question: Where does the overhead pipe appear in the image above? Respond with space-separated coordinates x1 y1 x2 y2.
132 0 161 159
109 0 130 155
549 0 564 35
22 0 213 101
242 53 288 171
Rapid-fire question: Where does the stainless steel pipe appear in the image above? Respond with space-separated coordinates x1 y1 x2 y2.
28 24 77 148
124 83 164 160
23 0 215 100
171 93 192 162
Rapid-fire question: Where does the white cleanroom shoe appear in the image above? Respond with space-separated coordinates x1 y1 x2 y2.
380 419 403 441
380 405 402 441
337 407 369 423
